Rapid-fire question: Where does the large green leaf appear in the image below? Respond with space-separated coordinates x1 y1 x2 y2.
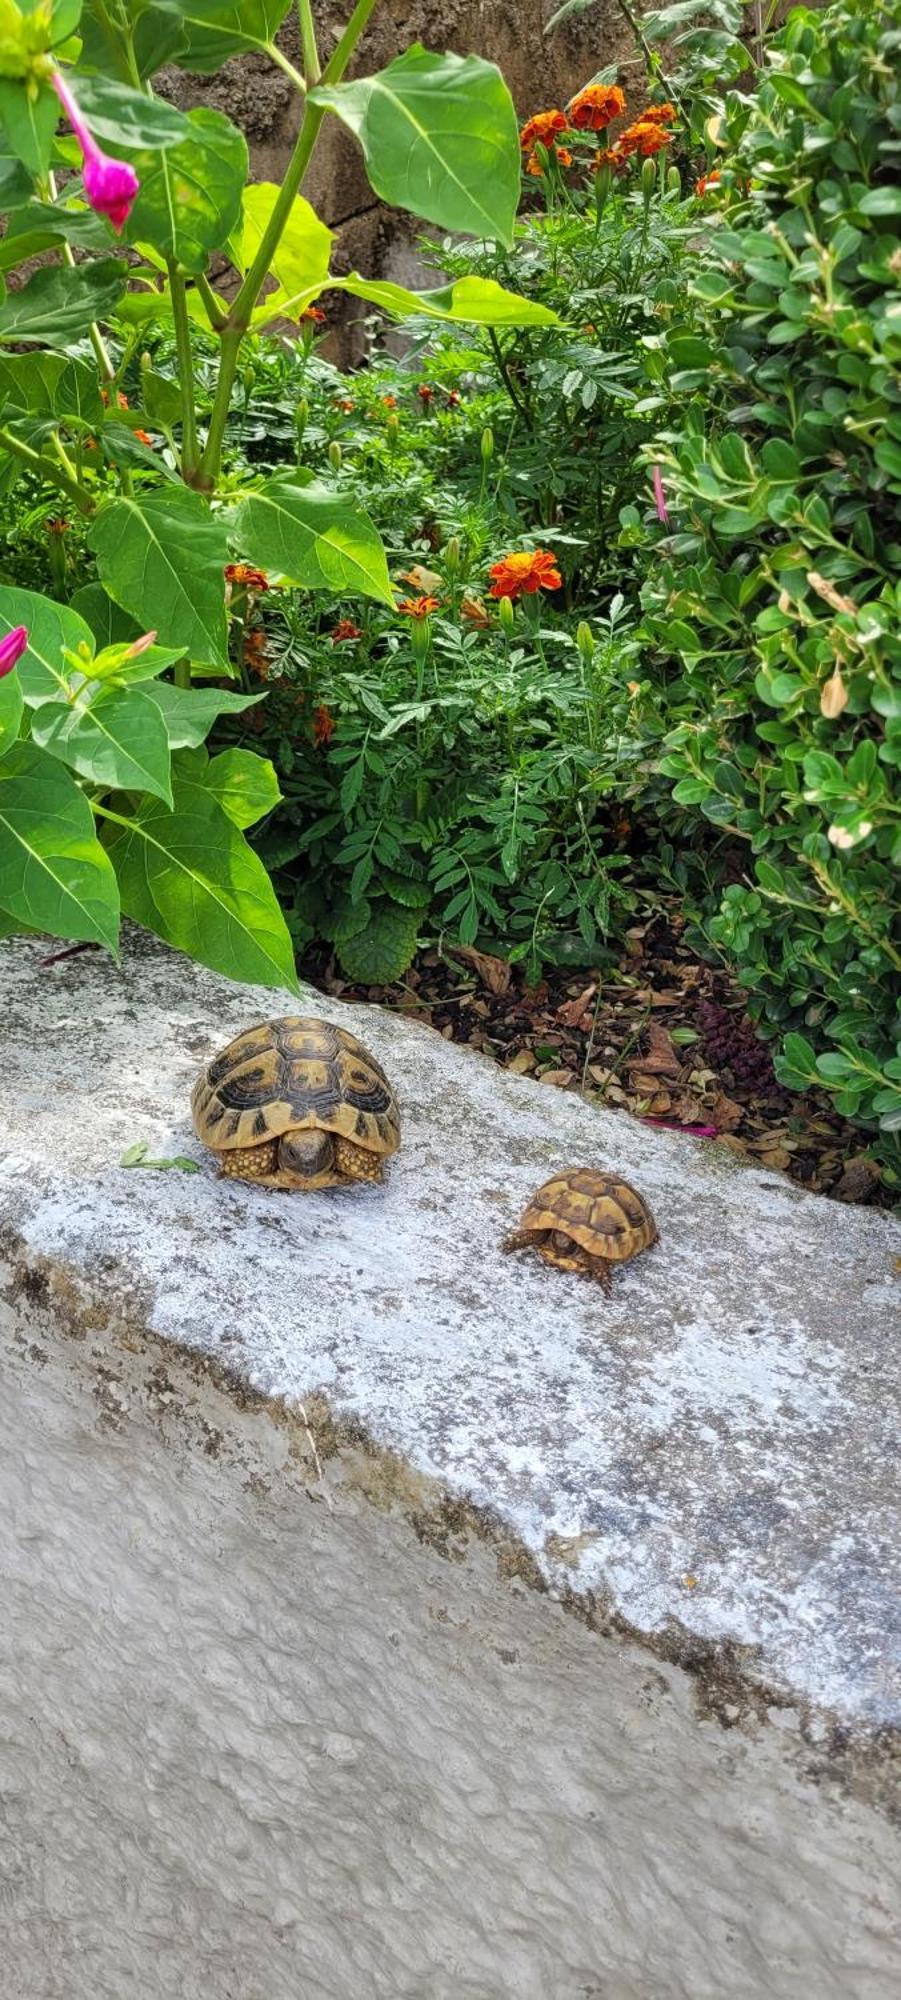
0 200 116 268
0 78 58 177
106 776 298 991
239 184 332 307
166 0 292 70
0 352 105 419
0 259 126 345
89 488 230 668
71 75 192 151
125 108 247 275
0 587 93 706
232 473 394 605
70 583 139 647
31 684 173 804
310 47 520 246
0 148 34 209
0 660 23 758
0 741 120 949
337 273 560 328
79 0 188 79
143 682 263 749
204 747 281 828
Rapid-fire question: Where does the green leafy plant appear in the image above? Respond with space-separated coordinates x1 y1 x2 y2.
0 0 548 984
638 0 901 1166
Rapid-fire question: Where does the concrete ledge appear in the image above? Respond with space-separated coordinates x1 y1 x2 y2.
2 932 899 1739
3 933 901 1995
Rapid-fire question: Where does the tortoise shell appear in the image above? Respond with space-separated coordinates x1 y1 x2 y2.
191 1016 400 1157
518 1169 657 1260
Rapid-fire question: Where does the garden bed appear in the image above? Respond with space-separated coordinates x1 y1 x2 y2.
303 903 889 1211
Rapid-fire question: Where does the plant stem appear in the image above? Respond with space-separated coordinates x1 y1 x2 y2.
297 0 321 83
168 264 199 476
195 272 228 328
198 0 382 488
487 329 531 426
266 42 308 92
0 425 94 514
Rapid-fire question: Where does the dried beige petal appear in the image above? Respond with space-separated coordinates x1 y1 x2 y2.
820 669 848 718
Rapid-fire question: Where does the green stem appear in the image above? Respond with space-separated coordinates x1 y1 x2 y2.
168 264 199 476
48 172 116 381
0 424 94 514
195 272 228 329
297 0 321 82
488 329 531 427
198 0 382 487
266 42 308 93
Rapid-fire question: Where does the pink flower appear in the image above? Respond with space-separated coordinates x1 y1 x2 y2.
0 626 28 679
652 464 669 525
126 630 158 658
51 69 139 233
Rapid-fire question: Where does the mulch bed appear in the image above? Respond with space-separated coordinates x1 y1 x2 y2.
304 906 887 1209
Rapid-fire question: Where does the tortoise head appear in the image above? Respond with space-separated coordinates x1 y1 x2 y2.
277 1128 337 1188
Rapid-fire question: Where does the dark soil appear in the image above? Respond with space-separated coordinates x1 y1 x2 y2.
302 905 888 1209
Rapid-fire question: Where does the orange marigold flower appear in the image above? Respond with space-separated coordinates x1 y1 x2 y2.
518 109 568 151
446 389 461 407
300 304 326 323
381 394 397 409
134 429 154 445
567 83 625 132
555 148 573 169
591 144 629 173
337 397 355 413
418 384 434 403
398 594 440 619
619 115 675 158
526 142 572 176
226 563 269 592
331 619 363 643
312 704 335 746
695 170 721 196
488 549 562 600
640 102 677 126
46 517 69 535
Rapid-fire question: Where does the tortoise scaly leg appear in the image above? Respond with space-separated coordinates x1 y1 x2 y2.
219 1141 279 1183
334 1137 384 1183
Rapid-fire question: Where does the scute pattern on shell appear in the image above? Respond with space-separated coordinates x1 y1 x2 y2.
518 1168 657 1263
191 1017 400 1156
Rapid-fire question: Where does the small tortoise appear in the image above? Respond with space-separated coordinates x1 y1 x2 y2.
192 1016 400 1191
504 1168 657 1290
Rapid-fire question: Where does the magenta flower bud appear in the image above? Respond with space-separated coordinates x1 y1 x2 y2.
0 626 28 679
51 68 139 234
652 463 669 526
82 150 140 232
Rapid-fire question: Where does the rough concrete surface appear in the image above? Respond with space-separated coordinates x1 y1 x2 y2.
1 1290 899 2000
2 932 899 1743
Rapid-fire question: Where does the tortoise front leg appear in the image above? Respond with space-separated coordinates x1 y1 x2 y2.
219 1141 280 1182
334 1137 384 1183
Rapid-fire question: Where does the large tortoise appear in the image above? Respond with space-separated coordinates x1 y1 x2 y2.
504 1167 658 1290
192 1016 400 1190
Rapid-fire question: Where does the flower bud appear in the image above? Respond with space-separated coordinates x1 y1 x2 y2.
386 411 399 445
480 426 494 464
594 165 612 217
576 621 594 668
444 535 461 580
328 440 342 472
666 166 681 196
410 614 431 664
0 625 28 680
295 395 309 444
641 157 657 204
499 595 515 635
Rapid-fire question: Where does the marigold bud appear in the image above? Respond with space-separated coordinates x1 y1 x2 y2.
641 157 657 202
328 440 342 472
480 427 494 463
576 621 594 667
499 595 515 635
444 536 462 579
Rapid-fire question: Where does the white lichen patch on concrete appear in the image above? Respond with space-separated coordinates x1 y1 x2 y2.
2 932 899 1729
